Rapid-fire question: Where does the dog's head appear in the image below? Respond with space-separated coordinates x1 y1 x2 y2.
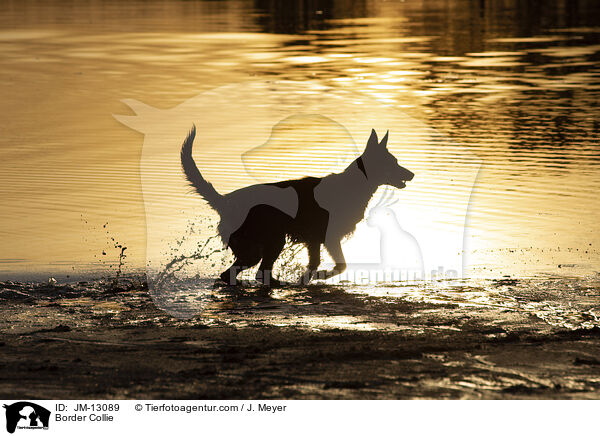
361 129 414 189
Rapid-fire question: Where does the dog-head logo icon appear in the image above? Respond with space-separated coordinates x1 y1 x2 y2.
3 402 50 434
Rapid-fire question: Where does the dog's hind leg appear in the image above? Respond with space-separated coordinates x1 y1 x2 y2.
220 245 261 286
255 235 286 287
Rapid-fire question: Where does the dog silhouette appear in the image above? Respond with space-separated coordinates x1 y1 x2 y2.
181 127 414 286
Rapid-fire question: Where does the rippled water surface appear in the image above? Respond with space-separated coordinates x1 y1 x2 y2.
3 4 600 400
1 0 599 281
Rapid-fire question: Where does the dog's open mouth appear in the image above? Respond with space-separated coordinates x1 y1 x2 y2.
397 174 414 189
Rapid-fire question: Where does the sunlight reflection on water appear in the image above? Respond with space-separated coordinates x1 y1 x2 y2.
0 0 599 281
144 274 600 332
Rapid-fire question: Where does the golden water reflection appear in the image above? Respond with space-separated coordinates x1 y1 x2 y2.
0 0 599 280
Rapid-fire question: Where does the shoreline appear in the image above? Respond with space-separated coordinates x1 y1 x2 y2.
1 277 600 399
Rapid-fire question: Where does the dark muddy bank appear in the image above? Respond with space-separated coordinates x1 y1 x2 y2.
1 277 600 399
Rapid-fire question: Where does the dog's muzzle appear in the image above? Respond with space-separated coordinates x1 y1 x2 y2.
396 169 414 189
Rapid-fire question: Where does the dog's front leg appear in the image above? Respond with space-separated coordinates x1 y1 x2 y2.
314 239 346 281
299 243 321 284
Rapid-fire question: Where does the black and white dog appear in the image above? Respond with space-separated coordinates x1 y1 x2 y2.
181 127 414 286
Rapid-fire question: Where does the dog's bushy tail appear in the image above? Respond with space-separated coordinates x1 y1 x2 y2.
180 125 224 211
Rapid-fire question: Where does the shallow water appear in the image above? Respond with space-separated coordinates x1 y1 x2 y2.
1 0 599 281
3 276 600 399
146 276 600 331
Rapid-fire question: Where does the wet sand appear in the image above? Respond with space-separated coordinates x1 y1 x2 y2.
2 277 600 399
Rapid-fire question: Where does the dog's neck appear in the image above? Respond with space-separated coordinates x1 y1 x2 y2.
340 156 379 202
346 156 375 186
355 156 368 179
316 157 379 238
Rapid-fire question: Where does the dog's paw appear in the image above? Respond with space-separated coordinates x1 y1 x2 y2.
297 274 312 286
213 277 241 288
256 276 286 288
314 269 333 280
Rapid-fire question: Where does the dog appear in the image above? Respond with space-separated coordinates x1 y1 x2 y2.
181 127 414 286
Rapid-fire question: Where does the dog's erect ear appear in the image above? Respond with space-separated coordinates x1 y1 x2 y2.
366 129 379 150
379 130 389 149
